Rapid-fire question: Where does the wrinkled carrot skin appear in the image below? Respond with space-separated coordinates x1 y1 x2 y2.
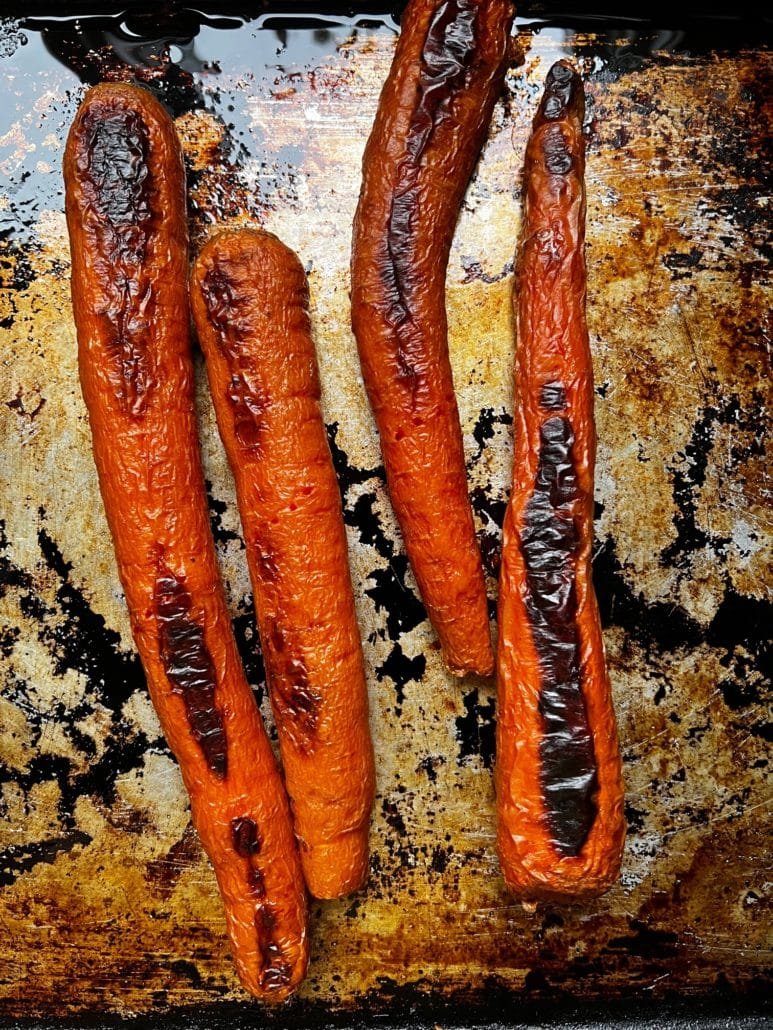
190 229 376 900
351 0 514 676
64 83 308 998
496 63 625 898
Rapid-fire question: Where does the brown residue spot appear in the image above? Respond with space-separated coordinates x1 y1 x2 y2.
155 560 228 778
145 822 200 900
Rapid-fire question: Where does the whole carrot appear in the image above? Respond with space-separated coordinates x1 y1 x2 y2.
351 0 515 676
190 229 375 900
496 62 625 898
64 83 308 997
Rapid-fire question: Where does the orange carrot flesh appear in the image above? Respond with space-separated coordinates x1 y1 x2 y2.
190 229 376 900
351 0 515 676
496 62 625 898
64 83 308 997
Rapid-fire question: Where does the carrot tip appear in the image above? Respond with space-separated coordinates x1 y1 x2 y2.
301 833 370 900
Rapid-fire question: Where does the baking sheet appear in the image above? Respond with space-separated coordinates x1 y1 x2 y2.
0 4 770 1022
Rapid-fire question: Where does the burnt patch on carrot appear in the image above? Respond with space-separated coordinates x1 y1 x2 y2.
542 124 573 176
231 816 261 857
231 816 267 898
80 108 152 230
267 622 321 744
154 563 227 778
77 105 156 416
541 62 575 121
253 539 280 584
381 0 478 363
520 416 597 855
200 265 269 450
256 906 293 990
540 382 568 411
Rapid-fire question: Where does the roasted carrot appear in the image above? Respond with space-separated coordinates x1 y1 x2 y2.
495 62 625 898
351 0 515 676
64 83 308 997
190 229 376 899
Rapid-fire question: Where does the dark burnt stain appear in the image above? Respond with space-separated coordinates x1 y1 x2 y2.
81 107 152 229
167 959 203 989
662 393 763 570
663 246 704 280
145 822 200 900
542 124 573 176
255 905 292 991
470 485 507 578
0 830 92 888
200 265 269 451
232 597 266 705
460 256 514 284
231 816 267 900
470 405 513 462
593 531 702 653
77 104 155 417
266 621 321 744
154 561 228 778
205 481 242 550
380 0 478 379
3 522 156 828
417 754 446 784
467 408 512 577
5 387 46 423
0 625 20 658
540 61 575 123
520 416 597 856
455 687 496 770
376 642 426 714
540 382 567 411
230 816 261 858
605 919 680 959
253 537 280 584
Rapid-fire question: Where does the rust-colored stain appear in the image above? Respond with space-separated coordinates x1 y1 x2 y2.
0 11 770 1020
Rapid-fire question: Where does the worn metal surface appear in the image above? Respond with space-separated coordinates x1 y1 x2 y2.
0 7 770 1021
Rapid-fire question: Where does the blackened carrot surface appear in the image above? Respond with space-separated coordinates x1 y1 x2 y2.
351 0 515 676
64 83 308 999
191 229 375 900
495 62 625 897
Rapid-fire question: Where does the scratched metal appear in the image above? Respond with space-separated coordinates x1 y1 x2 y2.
0 8 770 1021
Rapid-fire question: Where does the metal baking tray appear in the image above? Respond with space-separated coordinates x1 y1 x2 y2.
0 3 770 1025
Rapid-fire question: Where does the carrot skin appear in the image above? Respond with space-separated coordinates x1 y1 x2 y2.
190 229 376 900
64 83 308 998
496 62 626 898
351 0 515 677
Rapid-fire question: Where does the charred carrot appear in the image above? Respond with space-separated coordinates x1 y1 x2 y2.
351 0 515 676
64 83 308 997
495 62 625 898
190 229 376 900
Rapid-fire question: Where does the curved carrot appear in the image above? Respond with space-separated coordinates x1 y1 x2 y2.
496 62 625 898
64 83 308 997
351 0 514 676
190 229 376 900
